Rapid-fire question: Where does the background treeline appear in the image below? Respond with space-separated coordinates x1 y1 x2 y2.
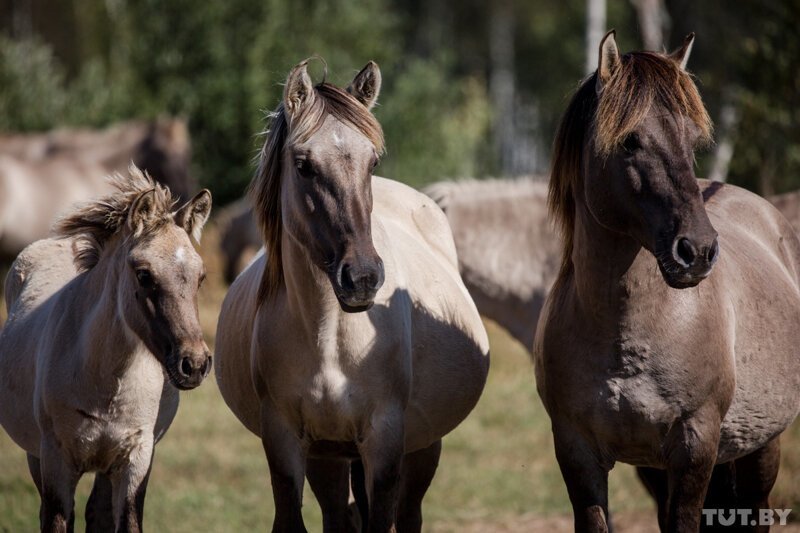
0 0 797 205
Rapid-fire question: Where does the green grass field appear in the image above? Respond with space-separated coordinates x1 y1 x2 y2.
1 228 798 531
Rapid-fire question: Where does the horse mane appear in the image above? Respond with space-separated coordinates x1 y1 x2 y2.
549 50 712 277
54 165 178 271
249 82 385 301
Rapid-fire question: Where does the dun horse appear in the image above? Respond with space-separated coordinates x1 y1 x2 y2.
0 167 212 532
534 32 800 532
215 60 489 532
424 178 560 351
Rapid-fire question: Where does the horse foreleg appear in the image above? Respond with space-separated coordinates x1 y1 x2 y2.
306 457 356 533
358 408 405 533
552 424 611 533
26 453 44 496
730 436 781 533
109 440 154 533
663 411 720 533
261 402 309 533
39 436 79 533
396 439 441 533
85 473 115 533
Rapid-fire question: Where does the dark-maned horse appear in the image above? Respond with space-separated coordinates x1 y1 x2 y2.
534 31 800 532
214 59 489 532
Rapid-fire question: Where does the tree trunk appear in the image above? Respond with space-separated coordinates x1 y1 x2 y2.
708 93 739 183
630 0 668 50
585 0 606 73
489 0 516 176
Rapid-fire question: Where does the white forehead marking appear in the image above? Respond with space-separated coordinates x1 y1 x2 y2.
332 130 343 147
175 247 186 264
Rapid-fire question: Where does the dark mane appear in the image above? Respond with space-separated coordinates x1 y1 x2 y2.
549 50 712 278
249 82 385 301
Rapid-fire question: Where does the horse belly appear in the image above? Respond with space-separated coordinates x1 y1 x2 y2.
0 331 41 455
402 338 489 453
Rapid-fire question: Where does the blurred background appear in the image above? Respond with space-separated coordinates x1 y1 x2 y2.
0 1 799 531
0 0 798 202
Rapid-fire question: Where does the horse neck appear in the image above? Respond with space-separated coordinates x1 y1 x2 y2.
569 194 644 326
72 247 147 383
280 231 344 338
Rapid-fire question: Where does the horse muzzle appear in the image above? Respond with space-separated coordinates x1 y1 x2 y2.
166 347 212 390
657 234 720 289
331 255 385 313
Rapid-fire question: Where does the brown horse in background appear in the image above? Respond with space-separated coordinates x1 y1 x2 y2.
534 31 800 532
0 117 195 200
216 197 262 284
0 118 196 264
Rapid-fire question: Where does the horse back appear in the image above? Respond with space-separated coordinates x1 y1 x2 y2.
373 177 460 270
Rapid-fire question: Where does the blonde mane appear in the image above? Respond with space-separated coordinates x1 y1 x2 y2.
249 82 385 301
55 166 178 271
549 50 712 277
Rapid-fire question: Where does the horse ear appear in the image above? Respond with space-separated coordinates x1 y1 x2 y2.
175 189 212 243
347 61 382 110
596 29 620 93
128 189 159 237
670 32 695 70
284 60 315 118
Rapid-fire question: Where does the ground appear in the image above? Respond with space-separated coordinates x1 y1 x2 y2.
0 225 798 531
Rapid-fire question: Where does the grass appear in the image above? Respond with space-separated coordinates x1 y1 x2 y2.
0 225 798 531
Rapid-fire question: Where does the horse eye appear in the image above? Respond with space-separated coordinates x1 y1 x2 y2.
295 158 315 178
136 269 155 289
199 272 207 287
622 133 641 154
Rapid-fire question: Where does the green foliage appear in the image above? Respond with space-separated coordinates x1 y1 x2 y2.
377 58 492 185
0 37 67 131
1 0 800 201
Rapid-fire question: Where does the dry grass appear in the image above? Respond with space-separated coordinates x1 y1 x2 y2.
0 223 798 531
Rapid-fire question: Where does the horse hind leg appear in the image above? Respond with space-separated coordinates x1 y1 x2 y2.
85 473 115 533
306 457 357 533
396 439 441 533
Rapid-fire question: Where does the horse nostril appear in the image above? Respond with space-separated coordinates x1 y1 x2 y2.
180 357 193 377
706 240 719 264
675 237 697 267
340 264 356 291
202 356 212 376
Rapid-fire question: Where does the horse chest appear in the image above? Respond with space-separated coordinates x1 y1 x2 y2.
264 330 399 442
47 373 167 473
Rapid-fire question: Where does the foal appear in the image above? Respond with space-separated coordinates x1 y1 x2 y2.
535 32 800 532
0 167 212 532
215 60 489 532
